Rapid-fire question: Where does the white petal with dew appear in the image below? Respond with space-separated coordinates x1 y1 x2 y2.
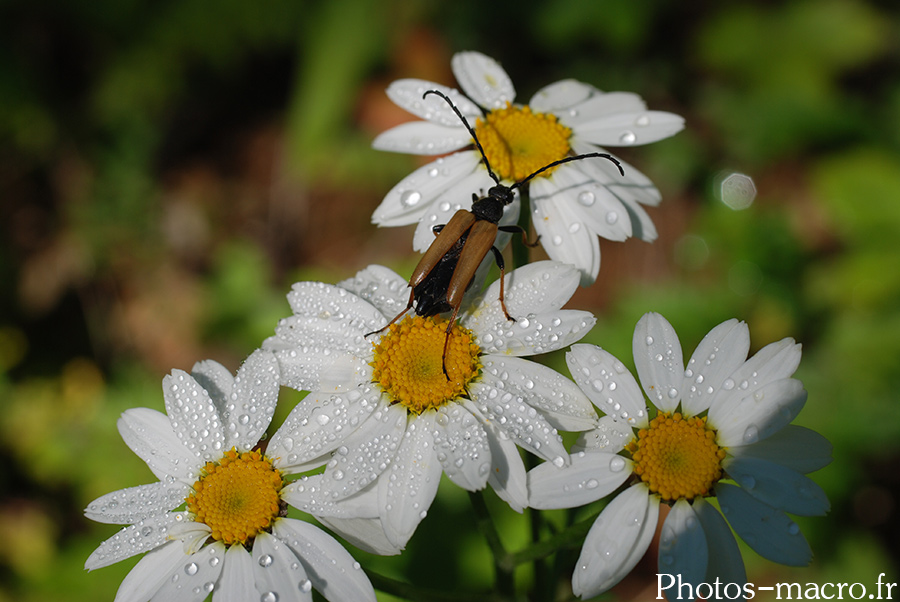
411 169 499 253
561 90 648 126
111 541 186 602
148 542 225 602
709 337 802 411
372 121 471 155
118 408 199 481
469 401 528 513
251 531 312 602
567 344 650 428
576 111 685 147
85 480 188 525
318 403 407 501
472 311 594 357
213 543 255 602
223 349 279 451
286 281 386 332
573 484 660 598
527 451 631 510
371 151 482 228
681 319 750 417
570 139 662 208
317 515 403 556
162 370 225 463
717 482 812 566
274 519 377 602
469 381 568 464
633 313 685 413
571 416 635 454
378 413 442 548
531 177 602 284
432 403 492 491
541 164 633 242
477 260 579 316
85 512 184 570
283 475 380 519
658 500 708 591
451 51 515 109
711 378 807 447
724 456 830 516
528 79 595 112
729 425 832 474
268 386 382 471
337 264 410 317
190 359 234 407
693 497 747 587
385 79 481 126
481 356 597 431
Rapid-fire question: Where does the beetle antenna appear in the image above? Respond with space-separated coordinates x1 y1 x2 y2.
422 89 501 186
510 152 626 191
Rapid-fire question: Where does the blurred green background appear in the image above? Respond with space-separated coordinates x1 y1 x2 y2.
1 0 898 600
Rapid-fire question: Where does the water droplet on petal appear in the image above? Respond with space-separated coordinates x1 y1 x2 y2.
185 562 198 576
400 190 422 208
578 191 595 206
619 131 636 145
258 554 274 568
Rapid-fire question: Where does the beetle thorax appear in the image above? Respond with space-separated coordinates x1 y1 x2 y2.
471 186 513 223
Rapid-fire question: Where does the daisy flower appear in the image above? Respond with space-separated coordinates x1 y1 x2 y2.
372 50 684 284
84 349 376 602
526 313 832 598
261 261 598 551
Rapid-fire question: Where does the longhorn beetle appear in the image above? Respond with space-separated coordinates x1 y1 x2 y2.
368 89 625 377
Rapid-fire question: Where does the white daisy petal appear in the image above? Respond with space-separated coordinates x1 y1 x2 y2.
729 425 832 474
273 519 376 602
576 110 685 147
224 349 280 450
190 359 234 407
468 381 567 464
562 91 648 126
85 481 188 525
371 151 482 227
372 120 472 156
117 408 198 480
110 541 185 602
451 51 515 109
385 79 481 126
681 319 750 417
378 413 441 549
716 482 812 566
470 402 528 513
481 356 597 431
711 378 807 447
477 260 580 316
267 386 382 471
566 344 650 428
710 338 802 411
572 484 660 598
473 311 595 357
692 497 747 586
542 164 633 242
527 451 631 510
570 139 662 207
531 177 602 283
318 403 407 500
658 500 708 591
283 475 380 519
724 456 830 516
571 416 635 454
86 512 182 570
251 531 312 602
433 404 492 491
162 370 225 463
316 516 403 556
528 79 595 112
149 543 225 602
412 169 499 252
213 544 255 602
286 281 385 332
337 264 411 317
633 312 685 412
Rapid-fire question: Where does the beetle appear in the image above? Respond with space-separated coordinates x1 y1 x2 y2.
369 89 625 377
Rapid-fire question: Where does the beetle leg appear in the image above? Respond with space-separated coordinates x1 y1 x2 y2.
432 224 445 236
498 224 540 248
489 246 516 323
364 288 414 338
439 303 463 380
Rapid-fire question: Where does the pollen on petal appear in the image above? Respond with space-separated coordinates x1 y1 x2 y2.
475 103 573 182
371 315 481 413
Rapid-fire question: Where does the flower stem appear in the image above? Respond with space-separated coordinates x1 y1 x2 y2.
510 511 598 566
511 185 533 270
468 490 516 600
368 570 504 602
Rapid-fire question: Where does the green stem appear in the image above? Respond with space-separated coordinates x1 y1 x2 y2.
368 570 504 602
468 490 516 600
511 185 533 270
509 511 599 567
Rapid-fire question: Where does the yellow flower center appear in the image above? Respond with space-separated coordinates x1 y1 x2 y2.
475 103 573 182
186 448 284 546
371 315 481 414
627 412 726 502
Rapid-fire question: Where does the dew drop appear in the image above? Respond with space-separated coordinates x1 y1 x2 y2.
635 114 651 127
261 593 278 602
552 235 563 246
185 562 198 576
667 387 678 399
400 190 422 208
605 211 618 225
299 579 313 593
258 554 274 568
578 191 595 206
645 336 654 346
742 424 759 444
619 131 636 145
609 456 626 472
552 456 566 468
